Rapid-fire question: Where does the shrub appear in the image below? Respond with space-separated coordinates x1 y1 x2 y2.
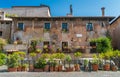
55 53 65 60
7 53 20 68
65 55 72 62
41 53 50 59
90 37 112 53
34 58 47 69
74 52 82 59
0 53 7 66
30 52 36 58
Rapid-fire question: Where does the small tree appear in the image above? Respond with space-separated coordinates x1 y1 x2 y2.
65 55 72 68
74 52 82 65
74 52 82 59
0 38 7 52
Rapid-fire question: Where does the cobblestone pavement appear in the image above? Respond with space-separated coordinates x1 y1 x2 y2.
0 66 120 77
0 71 120 77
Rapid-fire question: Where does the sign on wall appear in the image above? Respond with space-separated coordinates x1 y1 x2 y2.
76 34 82 37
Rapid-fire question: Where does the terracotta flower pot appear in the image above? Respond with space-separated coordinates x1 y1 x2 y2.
50 66 54 72
44 65 49 72
17 66 22 71
8 67 17 72
29 65 34 72
104 64 110 71
34 68 43 72
54 66 58 71
21 67 27 71
92 64 98 71
74 64 80 71
65 67 74 72
58 65 62 71
111 66 117 71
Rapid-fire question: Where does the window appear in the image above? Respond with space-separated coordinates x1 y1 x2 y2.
43 41 50 53
62 23 68 32
6 22 10 24
62 42 68 52
44 23 50 32
18 23 24 30
1 22 4 24
0 31 2 36
101 22 105 27
86 23 93 31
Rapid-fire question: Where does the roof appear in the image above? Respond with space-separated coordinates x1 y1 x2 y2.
12 4 51 16
110 16 120 25
11 16 115 21
12 4 50 8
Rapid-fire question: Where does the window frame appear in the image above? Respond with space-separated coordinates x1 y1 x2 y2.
61 23 69 32
17 22 24 31
44 23 51 32
86 23 94 31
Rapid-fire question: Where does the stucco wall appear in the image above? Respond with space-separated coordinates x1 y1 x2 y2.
12 18 110 50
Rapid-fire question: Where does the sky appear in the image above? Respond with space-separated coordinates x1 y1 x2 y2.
0 0 120 17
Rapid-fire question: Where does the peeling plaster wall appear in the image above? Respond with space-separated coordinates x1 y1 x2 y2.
13 18 110 50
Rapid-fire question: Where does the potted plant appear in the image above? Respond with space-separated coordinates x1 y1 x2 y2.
74 52 82 71
55 53 65 71
111 65 118 71
84 59 89 71
29 52 36 71
41 53 50 72
34 58 47 72
51 54 59 71
65 55 74 72
21 64 28 71
103 51 113 71
7 53 20 72
17 64 22 71
91 54 99 71
14 51 26 71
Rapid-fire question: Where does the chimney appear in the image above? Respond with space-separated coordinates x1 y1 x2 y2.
67 4 73 17
70 4 73 15
101 7 105 17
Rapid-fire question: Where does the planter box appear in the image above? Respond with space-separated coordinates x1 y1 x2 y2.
8 67 17 72
44 65 49 72
65 67 74 72
34 68 43 72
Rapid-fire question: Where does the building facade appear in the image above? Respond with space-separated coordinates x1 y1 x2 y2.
0 5 51 41
0 5 117 52
11 16 114 52
110 16 120 50
0 11 12 40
